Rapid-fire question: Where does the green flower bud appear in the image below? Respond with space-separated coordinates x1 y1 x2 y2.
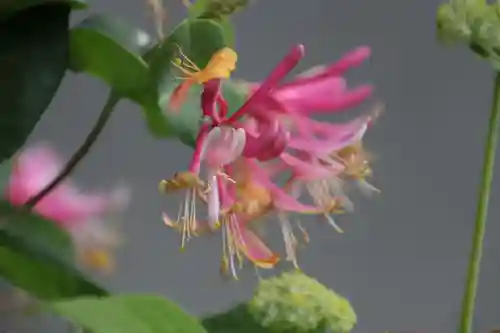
248 271 356 333
436 3 470 44
436 0 500 68
191 0 250 19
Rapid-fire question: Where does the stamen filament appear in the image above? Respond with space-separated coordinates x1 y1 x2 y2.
172 64 197 77
279 214 299 268
173 45 201 71
324 213 344 233
297 220 310 244
229 215 245 269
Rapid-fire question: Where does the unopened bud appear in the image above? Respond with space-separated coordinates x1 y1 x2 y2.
191 0 251 19
248 271 357 333
436 1 500 69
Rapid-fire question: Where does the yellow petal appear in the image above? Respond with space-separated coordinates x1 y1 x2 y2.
196 47 238 83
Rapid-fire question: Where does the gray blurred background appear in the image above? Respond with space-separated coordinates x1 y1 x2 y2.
5 0 500 332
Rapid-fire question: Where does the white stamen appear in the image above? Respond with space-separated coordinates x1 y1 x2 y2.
178 188 197 249
207 174 220 229
221 214 242 280
230 216 245 269
278 214 299 268
228 219 240 278
324 214 344 233
297 220 310 244
356 179 381 196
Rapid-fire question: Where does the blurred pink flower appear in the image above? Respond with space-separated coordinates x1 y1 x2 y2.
5 143 130 273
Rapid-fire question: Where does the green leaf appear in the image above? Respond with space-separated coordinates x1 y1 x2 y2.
70 14 153 102
0 201 108 300
51 294 208 333
142 19 231 137
188 0 239 48
202 304 267 333
219 19 235 48
0 3 70 163
0 0 87 19
159 81 247 146
202 304 329 333
0 159 12 191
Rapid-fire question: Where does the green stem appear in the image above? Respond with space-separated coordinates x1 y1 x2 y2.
459 72 500 333
24 92 120 208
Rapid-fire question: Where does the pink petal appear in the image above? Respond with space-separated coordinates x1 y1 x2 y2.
280 153 343 180
224 44 305 124
245 159 323 214
274 76 347 113
217 173 236 208
34 186 129 229
217 95 228 120
168 80 194 113
242 119 289 161
60 186 130 220
5 144 81 226
188 124 210 174
6 143 65 205
240 118 259 136
201 79 222 123
230 217 279 268
284 46 371 88
321 46 372 77
300 85 374 115
276 79 373 115
271 187 325 214
5 143 130 229
200 126 246 167
288 115 370 154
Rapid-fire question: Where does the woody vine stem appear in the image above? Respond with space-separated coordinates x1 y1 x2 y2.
24 92 120 208
459 72 500 333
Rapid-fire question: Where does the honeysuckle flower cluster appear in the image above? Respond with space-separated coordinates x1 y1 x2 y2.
5 144 130 274
160 44 380 279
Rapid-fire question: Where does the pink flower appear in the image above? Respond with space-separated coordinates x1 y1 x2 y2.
160 126 280 278
5 143 130 273
160 126 246 241
160 43 382 277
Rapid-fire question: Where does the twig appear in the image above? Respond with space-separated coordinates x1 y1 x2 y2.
24 93 120 208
